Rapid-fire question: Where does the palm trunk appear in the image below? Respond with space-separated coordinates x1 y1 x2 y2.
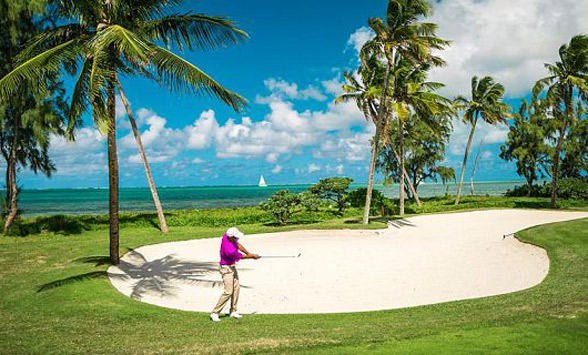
551 119 568 209
363 60 392 225
3 113 19 232
107 79 120 265
455 117 478 205
398 119 405 215
116 80 168 233
390 145 421 206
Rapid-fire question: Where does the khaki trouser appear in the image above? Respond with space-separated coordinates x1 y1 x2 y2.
212 265 240 314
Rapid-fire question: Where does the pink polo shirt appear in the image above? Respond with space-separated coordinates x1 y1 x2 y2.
219 234 242 266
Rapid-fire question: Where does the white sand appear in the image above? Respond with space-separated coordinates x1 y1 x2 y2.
107 209 588 314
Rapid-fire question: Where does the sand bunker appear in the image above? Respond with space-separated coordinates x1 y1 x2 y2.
107 209 588 314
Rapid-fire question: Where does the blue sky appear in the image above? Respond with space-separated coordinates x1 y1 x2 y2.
13 0 588 188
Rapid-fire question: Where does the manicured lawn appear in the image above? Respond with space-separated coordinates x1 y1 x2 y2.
0 198 587 354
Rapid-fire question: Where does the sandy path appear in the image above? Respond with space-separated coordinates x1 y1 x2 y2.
107 209 588 314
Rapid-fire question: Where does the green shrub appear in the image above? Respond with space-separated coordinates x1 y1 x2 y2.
505 183 550 197
345 188 395 216
308 177 353 213
557 177 588 200
506 178 588 200
260 190 320 226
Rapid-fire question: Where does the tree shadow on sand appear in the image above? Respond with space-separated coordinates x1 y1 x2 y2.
38 250 250 298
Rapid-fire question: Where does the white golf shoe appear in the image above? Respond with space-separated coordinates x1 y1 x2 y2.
209 313 221 322
229 312 242 319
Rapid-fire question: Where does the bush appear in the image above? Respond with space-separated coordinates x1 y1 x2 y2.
345 188 395 216
260 190 320 226
506 178 588 200
557 177 588 200
505 183 550 198
308 177 353 213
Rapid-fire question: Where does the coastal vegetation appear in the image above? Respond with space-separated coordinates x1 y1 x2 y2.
0 0 68 232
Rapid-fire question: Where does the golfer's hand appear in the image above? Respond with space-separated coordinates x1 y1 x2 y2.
252 254 261 260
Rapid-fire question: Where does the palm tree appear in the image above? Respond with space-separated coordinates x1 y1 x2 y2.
533 35 588 208
454 76 510 205
358 0 448 224
115 82 168 232
0 0 247 264
336 59 424 208
387 58 452 214
435 166 456 196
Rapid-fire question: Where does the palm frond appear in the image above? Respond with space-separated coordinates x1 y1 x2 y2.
142 13 249 52
149 44 247 112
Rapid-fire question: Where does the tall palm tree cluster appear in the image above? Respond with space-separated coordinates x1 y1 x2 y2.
340 0 587 223
0 0 247 264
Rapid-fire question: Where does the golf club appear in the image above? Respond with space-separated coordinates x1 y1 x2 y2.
260 253 302 259
503 233 516 240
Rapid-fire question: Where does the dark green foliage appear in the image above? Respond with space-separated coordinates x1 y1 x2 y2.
506 178 588 201
260 190 320 226
345 188 395 216
557 177 588 200
378 114 452 198
505 183 550 198
308 177 353 213
500 100 550 194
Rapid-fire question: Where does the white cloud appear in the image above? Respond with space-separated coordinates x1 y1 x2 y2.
186 109 220 150
271 165 283 174
347 27 374 54
326 164 345 174
265 152 279 163
429 0 588 97
49 128 106 176
315 132 373 162
321 76 345 96
447 119 509 156
256 78 327 103
192 158 206 164
308 163 321 173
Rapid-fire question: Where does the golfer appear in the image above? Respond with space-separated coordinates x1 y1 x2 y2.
210 227 260 322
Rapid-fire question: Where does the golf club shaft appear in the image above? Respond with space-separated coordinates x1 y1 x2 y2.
261 255 300 258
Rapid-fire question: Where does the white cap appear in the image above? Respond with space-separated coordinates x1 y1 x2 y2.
226 227 244 239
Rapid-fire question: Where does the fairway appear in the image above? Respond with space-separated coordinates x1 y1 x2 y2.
108 209 587 314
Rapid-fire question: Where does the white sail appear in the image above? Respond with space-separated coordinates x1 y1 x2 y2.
258 175 267 187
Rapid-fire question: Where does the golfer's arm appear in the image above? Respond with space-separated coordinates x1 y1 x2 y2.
238 243 252 256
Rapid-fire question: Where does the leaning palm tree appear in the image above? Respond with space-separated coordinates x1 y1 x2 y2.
116 82 168 232
0 0 247 264
533 35 588 208
454 76 511 205
358 0 448 224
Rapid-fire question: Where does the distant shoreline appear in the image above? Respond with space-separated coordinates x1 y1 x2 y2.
12 179 528 192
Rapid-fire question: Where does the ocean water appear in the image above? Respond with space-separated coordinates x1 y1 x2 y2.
14 180 525 216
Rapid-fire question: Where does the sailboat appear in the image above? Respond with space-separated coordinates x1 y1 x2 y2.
258 175 268 187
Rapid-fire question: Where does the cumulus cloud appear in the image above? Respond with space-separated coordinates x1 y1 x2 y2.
256 78 327 103
429 0 588 97
186 110 219 150
447 119 510 156
347 27 374 54
308 163 321 173
271 165 283 174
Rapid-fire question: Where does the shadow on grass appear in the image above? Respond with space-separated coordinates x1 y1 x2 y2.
37 271 110 292
74 255 111 266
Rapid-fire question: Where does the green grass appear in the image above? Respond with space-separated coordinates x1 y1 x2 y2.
0 197 587 354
